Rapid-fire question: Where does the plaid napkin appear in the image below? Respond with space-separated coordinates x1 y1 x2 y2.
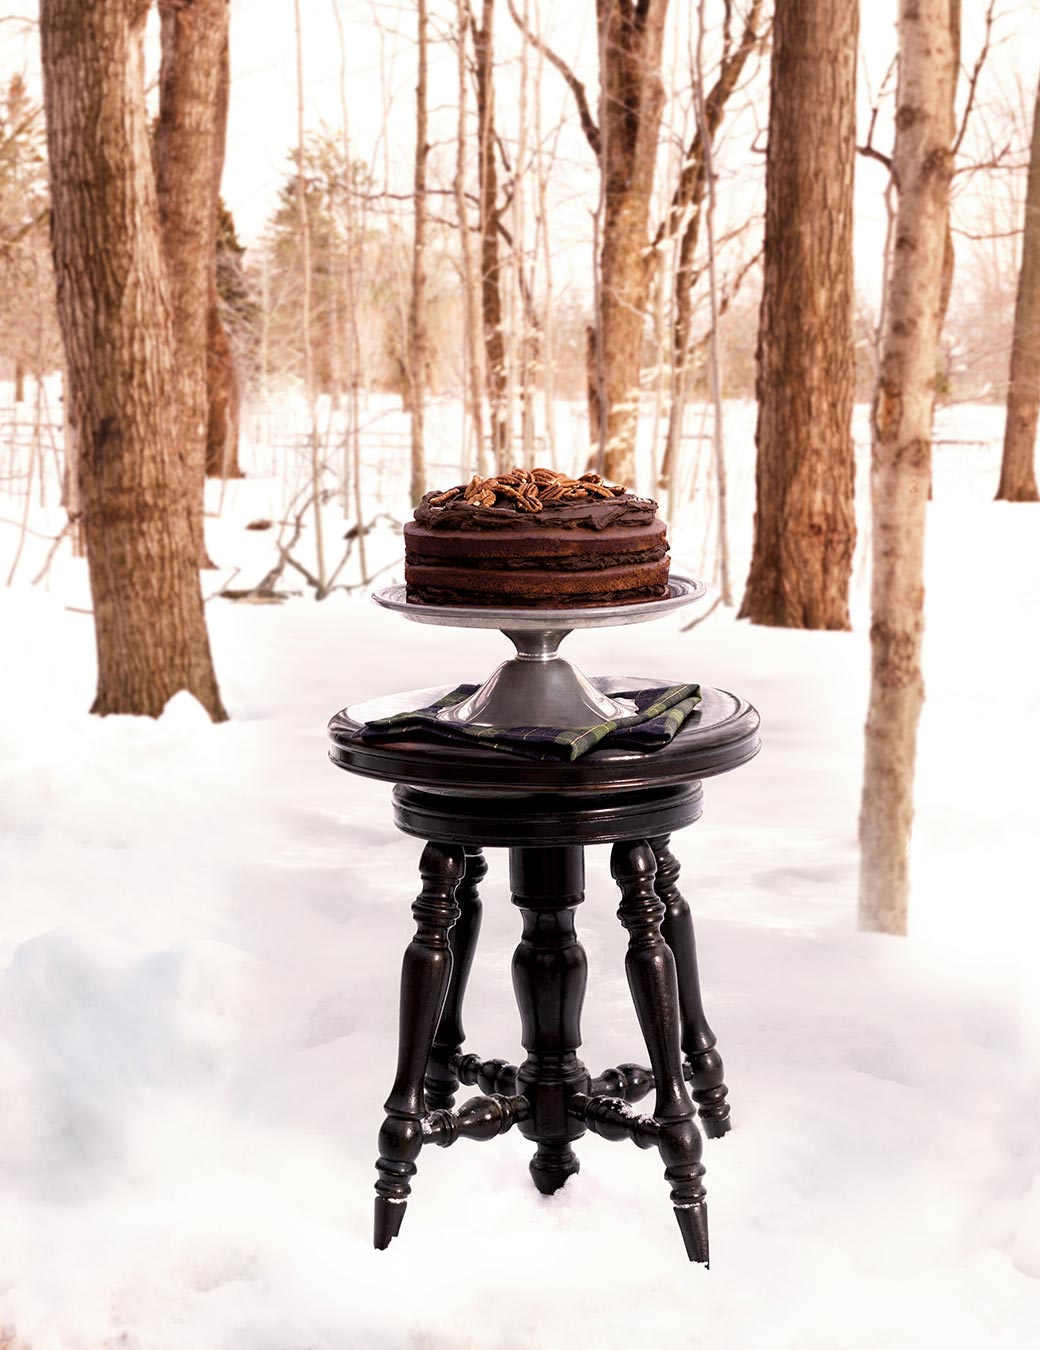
354 682 702 762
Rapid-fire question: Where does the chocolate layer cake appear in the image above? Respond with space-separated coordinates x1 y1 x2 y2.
404 468 670 608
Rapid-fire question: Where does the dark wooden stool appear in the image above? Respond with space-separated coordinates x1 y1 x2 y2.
328 684 760 1265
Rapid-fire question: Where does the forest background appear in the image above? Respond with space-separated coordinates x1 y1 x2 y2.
1 3 1039 1344
4 2 1039 418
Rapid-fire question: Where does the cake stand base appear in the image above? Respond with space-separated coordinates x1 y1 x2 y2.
372 577 706 731
436 630 638 728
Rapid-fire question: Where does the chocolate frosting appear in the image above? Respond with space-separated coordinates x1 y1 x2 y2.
413 489 659 532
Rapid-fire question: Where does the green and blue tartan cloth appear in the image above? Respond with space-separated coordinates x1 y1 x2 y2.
355 682 702 762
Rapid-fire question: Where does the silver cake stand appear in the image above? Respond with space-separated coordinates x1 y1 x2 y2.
371 576 706 729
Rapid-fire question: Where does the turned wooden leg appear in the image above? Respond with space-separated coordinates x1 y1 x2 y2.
374 840 464 1250
425 845 486 1110
651 835 731 1138
510 845 591 1195
612 839 709 1265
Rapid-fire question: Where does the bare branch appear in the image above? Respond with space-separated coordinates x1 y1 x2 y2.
857 144 893 172
505 0 601 157
950 224 1022 241
654 0 765 248
857 55 898 176
952 0 998 158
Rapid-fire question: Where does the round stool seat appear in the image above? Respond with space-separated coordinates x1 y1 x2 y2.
328 680 761 796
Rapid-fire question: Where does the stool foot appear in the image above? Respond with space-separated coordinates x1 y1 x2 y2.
529 1142 580 1194
373 1193 409 1250
374 841 465 1250
673 1201 710 1266
651 835 732 1137
661 1117 709 1265
612 840 710 1266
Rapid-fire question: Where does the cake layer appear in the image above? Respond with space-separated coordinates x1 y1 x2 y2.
404 558 670 605
406 581 670 609
404 518 667 566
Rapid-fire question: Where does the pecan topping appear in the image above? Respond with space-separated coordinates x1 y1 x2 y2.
430 466 630 513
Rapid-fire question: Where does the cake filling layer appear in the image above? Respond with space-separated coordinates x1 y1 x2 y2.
406 582 670 609
404 517 666 561
404 559 670 599
405 546 667 572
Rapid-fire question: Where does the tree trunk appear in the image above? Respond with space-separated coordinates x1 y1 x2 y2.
454 0 488 478
658 0 764 495
204 20 242 479
859 0 955 934
409 0 429 506
996 75 1040 502
154 0 229 556
585 323 604 450
205 293 242 478
738 0 857 629
292 0 327 593
39 0 227 721
595 0 669 486
474 0 509 473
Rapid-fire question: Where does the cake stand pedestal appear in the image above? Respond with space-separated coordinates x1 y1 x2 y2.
372 575 706 729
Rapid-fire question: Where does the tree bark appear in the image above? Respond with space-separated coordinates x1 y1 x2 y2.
996 75 1040 502
409 0 429 506
594 0 670 486
206 285 242 478
859 0 955 934
738 0 858 629
474 0 509 472
39 0 227 720
154 0 230 552
204 20 242 479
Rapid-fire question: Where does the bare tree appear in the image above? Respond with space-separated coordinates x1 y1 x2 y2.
154 0 230 561
859 0 956 934
454 0 488 477
657 0 765 495
738 0 858 630
592 0 670 483
0 79 61 401
332 0 369 580
204 18 243 479
512 2 765 486
996 72 1040 501
293 0 327 591
473 0 509 471
409 0 430 505
39 0 226 720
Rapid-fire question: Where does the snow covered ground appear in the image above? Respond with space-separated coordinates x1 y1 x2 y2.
1 398 1038 1348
